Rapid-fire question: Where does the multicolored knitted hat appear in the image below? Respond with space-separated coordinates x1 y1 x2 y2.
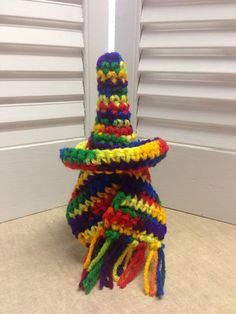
60 52 169 297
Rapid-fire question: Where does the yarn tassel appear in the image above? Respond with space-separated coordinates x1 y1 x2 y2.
99 237 128 289
78 268 88 291
156 245 166 298
149 250 158 296
79 237 105 290
87 237 112 272
118 242 147 289
83 226 103 269
82 254 106 294
112 241 137 282
81 230 120 294
144 243 158 297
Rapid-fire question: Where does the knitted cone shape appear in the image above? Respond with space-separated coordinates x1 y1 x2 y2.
60 52 169 297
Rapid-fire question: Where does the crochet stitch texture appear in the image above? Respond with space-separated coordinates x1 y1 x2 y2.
60 52 169 297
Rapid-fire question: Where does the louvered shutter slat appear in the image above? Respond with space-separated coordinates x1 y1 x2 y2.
0 80 83 98
141 1 236 23
0 101 84 124
139 56 236 74
0 55 83 72
0 0 83 22
138 0 236 151
140 29 236 49
0 0 85 148
1 26 83 48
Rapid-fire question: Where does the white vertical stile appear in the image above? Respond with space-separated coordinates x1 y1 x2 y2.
83 0 109 135
114 0 142 129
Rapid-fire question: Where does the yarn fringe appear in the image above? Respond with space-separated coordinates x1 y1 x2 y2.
79 230 166 298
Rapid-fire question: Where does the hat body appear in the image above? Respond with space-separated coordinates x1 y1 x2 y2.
60 52 168 297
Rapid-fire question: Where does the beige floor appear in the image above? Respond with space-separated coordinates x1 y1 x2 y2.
0 207 235 314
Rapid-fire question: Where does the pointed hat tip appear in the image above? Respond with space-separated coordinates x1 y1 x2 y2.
97 52 124 68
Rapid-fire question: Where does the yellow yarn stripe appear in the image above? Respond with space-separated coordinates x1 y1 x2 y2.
120 197 166 224
78 223 103 245
110 224 162 247
144 250 153 295
83 226 102 269
98 95 128 104
87 238 111 272
112 241 138 282
72 171 90 191
75 139 163 166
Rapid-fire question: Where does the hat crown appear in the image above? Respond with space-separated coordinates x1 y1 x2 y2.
88 52 137 150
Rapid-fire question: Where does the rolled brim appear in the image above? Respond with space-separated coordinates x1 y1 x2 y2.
60 138 169 172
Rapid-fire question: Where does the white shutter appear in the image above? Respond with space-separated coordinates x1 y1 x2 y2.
0 0 111 222
0 0 85 147
134 0 236 223
0 0 85 221
138 0 236 151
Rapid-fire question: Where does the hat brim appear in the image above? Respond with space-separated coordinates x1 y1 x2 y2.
60 138 169 172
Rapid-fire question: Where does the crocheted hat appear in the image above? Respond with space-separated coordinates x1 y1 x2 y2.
60 52 169 297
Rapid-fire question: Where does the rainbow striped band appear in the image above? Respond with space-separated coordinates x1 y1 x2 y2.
60 138 168 171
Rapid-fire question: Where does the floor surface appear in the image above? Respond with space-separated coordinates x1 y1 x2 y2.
0 207 235 314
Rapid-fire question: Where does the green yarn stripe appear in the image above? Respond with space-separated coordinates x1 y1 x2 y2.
82 255 106 295
95 117 130 127
62 148 97 165
91 132 129 145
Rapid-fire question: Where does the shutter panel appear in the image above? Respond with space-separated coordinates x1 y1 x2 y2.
138 0 236 151
0 0 85 148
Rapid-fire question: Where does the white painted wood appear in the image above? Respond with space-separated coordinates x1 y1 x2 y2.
115 0 142 129
147 0 234 3
135 0 236 222
139 47 236 57
138 118 236 151
0 0 114 221
141 2 236 23
83 0 109 135
0 0 83 23
0 123 84 147
0 26 83 48
138 78 236 101
140 29 236 49
139 56 236 74
138 96 236 126
46 0 83 4
0 101 84 123
0 0 86 221
0 55 83 72
151 143 236 224
0 80 83 97
0 139 82 222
